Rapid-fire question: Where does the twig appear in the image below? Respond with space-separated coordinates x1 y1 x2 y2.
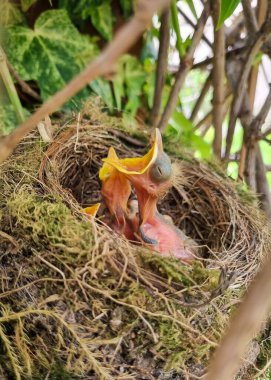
205 254 271 380
225 13 245 46
241 0 258 34
151 8 170 127
0 0 171 164
253 84 271 131
194 90 232 131
247 0 266 109
178 8 212 48
111 129 145 147
243 84 271 190
212 0 225 159
189 72 211 123
7 61 42 102
253 357 271 379
158 2 210 131
191 46 248 71
225 21 271 161
256 145 271 220
0 46 25 123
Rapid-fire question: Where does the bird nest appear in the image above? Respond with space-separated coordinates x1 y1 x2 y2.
0 102 270 380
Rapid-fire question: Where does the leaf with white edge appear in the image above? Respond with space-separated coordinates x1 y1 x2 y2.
6 9 98 107
20 0 37 12
0 0 24 27
217 0 241 29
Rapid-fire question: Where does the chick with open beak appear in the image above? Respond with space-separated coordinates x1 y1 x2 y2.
99 147 138 240
103 129 195 263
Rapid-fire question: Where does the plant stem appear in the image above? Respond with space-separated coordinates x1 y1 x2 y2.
0 46 25 124
151 7 170 127
171 0 184 57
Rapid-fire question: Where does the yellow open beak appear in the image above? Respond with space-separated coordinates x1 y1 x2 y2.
102 129 163 175
82 203 101 218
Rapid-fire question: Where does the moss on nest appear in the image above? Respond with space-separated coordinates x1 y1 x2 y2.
0 100 270 379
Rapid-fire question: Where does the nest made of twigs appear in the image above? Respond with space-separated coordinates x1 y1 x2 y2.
40 115 268 287
0 102 270 380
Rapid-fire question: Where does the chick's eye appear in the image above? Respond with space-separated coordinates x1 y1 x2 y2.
152 165 163 179
150 154 172 183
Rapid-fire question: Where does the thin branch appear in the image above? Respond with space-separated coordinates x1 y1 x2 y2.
151 8 170 127
189 72 211 123
225 13 245 46
241 0 258 34
243 84 271 191
192 45 248 70
7 61 42 102
194 90 232 131
206 254 271 380
212 0 225 159
256 145 271 219
0 0 171 164
224 21 271 161
158 2 210 131
0 46 25 123
253 84 271 131
248 0 267 109
178 8 213 48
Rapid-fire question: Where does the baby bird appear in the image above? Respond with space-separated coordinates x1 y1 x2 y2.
103 129 195 263
99 147 138 240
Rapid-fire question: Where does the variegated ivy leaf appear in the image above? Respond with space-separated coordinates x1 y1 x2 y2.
6 9 99 107
0 0 24 27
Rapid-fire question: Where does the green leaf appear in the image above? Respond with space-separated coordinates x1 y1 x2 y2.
166 110 211 158
184 0 197 19
6 9 98 108
82 1 114 41
112 75 124 110
0 0 24 27
112 55 146 115
169 110 194 136
217 0 241 29
20 0 37 12
122 55 145 115
0 104 29 136
89 78 114 111
0 104 17 136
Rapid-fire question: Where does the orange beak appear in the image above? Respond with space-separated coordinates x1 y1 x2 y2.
103 129 172 231
99 147 131 224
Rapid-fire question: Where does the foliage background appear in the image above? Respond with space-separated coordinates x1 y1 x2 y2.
0 0 271 186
